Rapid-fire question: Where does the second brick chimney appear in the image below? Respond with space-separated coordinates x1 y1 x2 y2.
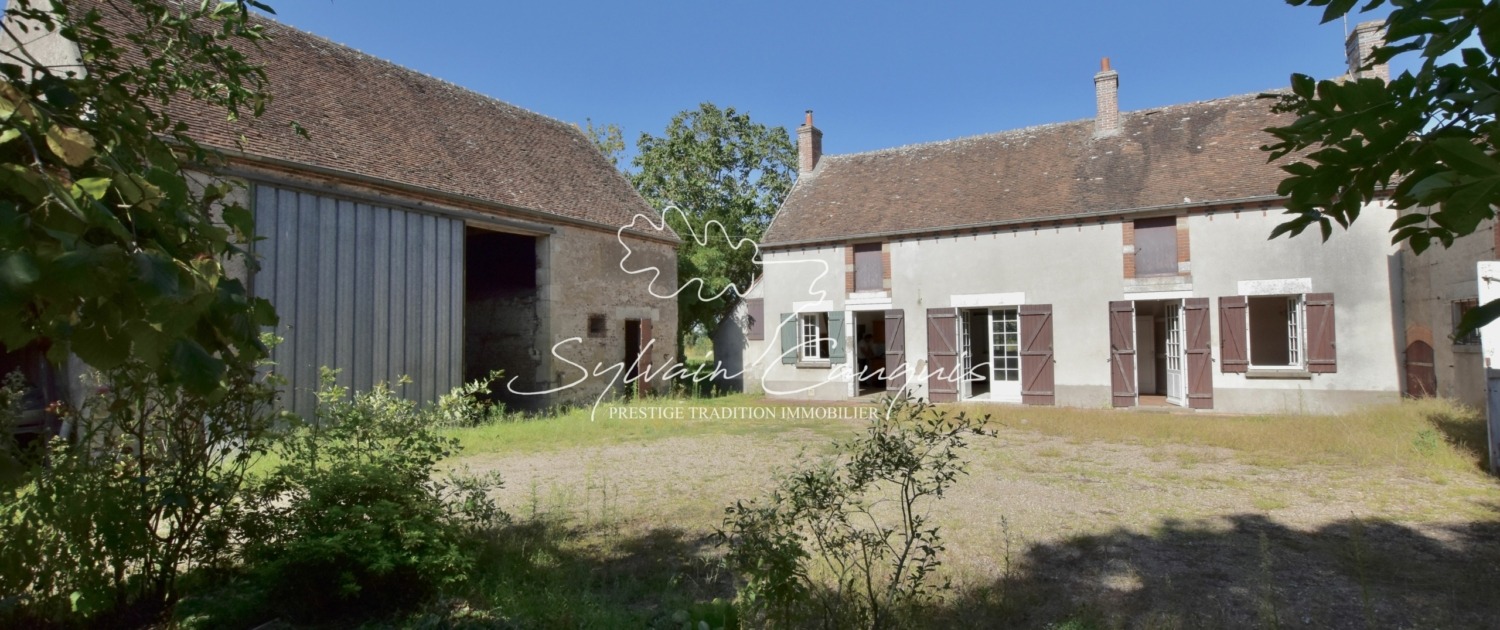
798 110 822 175
1345 20 1389 82
1094 58 1120 138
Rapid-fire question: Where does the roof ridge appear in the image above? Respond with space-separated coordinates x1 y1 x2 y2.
250 13 579 134
823 89 1288 162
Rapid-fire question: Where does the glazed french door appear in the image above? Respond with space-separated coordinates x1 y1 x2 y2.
1165 302 1186 406
990 308 1021 402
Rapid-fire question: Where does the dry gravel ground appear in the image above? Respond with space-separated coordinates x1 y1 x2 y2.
452 399 1500 629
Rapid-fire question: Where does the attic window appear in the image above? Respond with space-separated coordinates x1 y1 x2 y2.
1133 217 1178 276
588 314 607 338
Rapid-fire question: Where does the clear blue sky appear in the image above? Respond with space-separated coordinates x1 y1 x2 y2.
262 1 1395 166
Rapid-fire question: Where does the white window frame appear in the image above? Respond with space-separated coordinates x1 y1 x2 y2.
1247 294 1307 370
800 312 830 361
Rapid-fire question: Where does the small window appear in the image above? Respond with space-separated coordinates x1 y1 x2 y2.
1248 295 1305 368
1453 299 1481 345
853 243 884 292
588 314 607 338
800 313 830 361
1133 217 1179 276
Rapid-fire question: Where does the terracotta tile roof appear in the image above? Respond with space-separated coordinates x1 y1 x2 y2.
762 92 1299 247
85 2 666 238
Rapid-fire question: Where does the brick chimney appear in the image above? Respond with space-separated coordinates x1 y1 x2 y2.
797 110 822 175
1346 20 1389 82
1094 58 1120 138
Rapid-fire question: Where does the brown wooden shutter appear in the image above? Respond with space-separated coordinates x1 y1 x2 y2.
639 318 654 392
1109 301 1137 407
745 298 764 341
1306 293 1337 373
1133 217 1180 276
1184 298 1214 410
1020 304 1055 406
926 308 960 403
884 309 906 394
1219 296 1249 373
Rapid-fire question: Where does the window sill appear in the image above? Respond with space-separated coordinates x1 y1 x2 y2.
1453 344 1481 354
1245 368 1313 380
797 360 833 370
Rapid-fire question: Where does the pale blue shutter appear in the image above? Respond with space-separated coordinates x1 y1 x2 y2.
828 311 846 364
780 314 798 364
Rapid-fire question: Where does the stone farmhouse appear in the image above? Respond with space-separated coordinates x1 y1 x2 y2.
3 1 679 417
730 21 1493 414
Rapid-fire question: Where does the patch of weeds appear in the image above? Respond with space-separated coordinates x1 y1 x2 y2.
1252 496 1289 511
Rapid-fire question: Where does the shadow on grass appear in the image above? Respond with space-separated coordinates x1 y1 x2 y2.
933 514 1500 629
458 519 737 629
1423 405 1493 473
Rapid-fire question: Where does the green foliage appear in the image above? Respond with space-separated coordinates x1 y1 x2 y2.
435 368 506 428
0 362 277 626
718 397 993 629
584 117 626 167
0 0 279 392
239 371 507 624
631 103 796 353
1265 0 1500 336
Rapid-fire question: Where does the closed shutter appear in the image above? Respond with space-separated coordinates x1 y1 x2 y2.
1020 304 1055 406
1109 300 1137 407
1306 293 1337 373
1134 217 1179 276
780 313 797 364
885 309 906 393
745 298 764 341
1184 298 1214 409
926 308 960 403
828 311 847 364
1219 296 1249 373
854 243 883 291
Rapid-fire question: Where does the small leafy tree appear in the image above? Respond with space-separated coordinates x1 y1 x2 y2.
631 103 796 356
0 0 280 388
1263 0 1500 333
719 397 992 629
0 0 284 624
239 371 506 624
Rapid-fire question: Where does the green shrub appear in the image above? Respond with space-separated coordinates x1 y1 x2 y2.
240 370 506 623
719 396 992 629
0 362 278 627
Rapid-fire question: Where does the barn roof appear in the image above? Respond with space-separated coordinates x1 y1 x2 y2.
762 92 1300 247
82 2 669 240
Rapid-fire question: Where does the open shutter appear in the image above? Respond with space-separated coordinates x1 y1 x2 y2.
639 319 654 392
746 298 764 341
926 308 960 403
1219 296 1249 373
885 309 906 393
1020 304 1055 406
1184 298 1214 409
1109 300 1137 407
780 313 797 364
1306 293 1337 373
827 311 847 364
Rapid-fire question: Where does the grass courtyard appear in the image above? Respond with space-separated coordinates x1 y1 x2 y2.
429 395 1500 628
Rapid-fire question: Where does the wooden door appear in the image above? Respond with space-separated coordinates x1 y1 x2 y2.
926 308 960 403
1019 304 1055 406
1184 297 1214 410
1109 301 1137 407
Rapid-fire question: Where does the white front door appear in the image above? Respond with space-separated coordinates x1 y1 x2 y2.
990 308 1022 403
959 312 974 400
1165 301 1186 406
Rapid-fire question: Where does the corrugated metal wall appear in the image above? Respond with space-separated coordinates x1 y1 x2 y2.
253 184 464 417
